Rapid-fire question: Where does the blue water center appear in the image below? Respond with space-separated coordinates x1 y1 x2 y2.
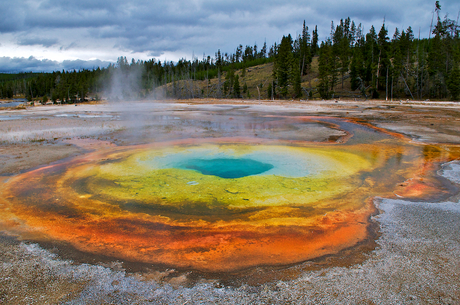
180 158 274 179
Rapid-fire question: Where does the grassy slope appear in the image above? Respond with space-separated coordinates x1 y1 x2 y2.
155 56 369 100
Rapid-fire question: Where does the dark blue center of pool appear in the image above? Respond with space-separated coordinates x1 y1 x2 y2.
180 158 274 178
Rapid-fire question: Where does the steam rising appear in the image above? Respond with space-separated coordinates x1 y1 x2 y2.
104 57 145 102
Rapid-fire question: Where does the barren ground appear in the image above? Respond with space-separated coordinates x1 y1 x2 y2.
0 99 459 304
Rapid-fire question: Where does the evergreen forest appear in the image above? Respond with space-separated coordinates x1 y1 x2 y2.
1 1 459 102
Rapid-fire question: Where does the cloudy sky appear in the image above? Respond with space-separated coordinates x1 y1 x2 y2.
0 0 458 72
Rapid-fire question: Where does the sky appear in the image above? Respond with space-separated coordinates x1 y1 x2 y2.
0 0 458 72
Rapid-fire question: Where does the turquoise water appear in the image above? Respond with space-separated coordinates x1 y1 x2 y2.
136 145 341 178
179 158 274 178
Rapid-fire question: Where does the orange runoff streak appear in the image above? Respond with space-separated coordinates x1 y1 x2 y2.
1 125 459 272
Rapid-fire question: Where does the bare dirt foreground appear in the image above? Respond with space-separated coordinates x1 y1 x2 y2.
0 99 459 304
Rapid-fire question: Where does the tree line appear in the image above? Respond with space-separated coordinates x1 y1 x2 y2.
270 1 459 100
0 41 273 102
1 1 459 101
316 1 460 100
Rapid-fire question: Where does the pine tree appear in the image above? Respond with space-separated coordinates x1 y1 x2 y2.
391 28 404 96
267 82 273 99
261 41 267 58
350 48 364 91
447 64 460 100
292 59 302 98
333 19 351 89
233 75 241 98
377 22 390 91
311 26 319 56
364 25 379 96
274 35 295 98
300 21 312 76
318 40 333 99
224 68 235 97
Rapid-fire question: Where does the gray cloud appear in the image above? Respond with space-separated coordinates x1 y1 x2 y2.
61 59 111 71
60 42 79 51
0 56 111 73
0 56 60 72
1 0 459 72
18 36 58 47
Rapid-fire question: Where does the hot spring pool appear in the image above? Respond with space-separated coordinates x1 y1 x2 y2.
1 117 459 272
179 158 273 179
